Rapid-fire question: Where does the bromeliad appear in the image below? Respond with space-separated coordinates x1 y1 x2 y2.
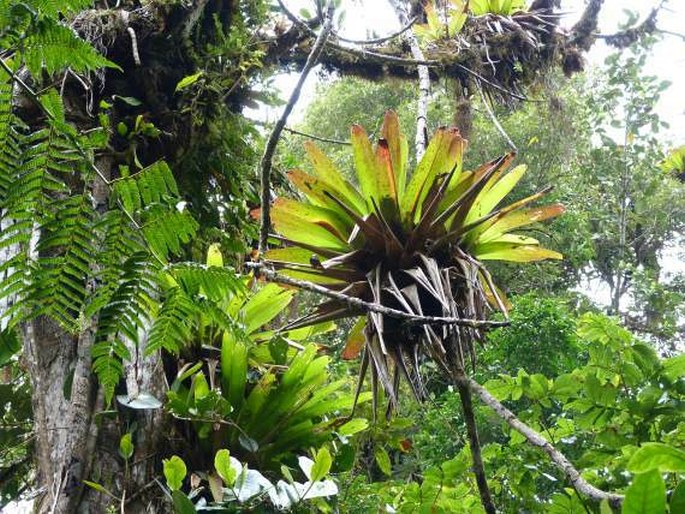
257 110 563 409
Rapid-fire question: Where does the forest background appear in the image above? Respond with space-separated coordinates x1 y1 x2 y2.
0 1 684 513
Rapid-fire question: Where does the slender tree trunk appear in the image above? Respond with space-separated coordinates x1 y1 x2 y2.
455 373 497 514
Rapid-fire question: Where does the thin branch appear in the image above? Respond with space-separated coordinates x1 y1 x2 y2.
468 378 624 508
282 126 350 145
454 63 533 102
258 4 334 254
657 28 685 41
245 262 509 329
333 17 418 45
477 83 517 152
389 0 429 159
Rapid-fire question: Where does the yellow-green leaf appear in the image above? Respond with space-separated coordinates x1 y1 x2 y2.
475 243 563 262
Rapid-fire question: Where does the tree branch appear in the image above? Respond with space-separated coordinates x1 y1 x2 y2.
389 0 429 160
477 83 517 151
282 125 350 145
258 4 334 254
468 378 624 509
245 262 509 329
332 17 418 45
455 374 497 514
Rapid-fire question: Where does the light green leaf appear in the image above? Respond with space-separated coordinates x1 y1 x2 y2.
83 480 113 497
627 443 685 473
310 447 333 482
206 243 223 267
214 449 237 486
175 72 203 92
623 469 666 514
164 455 187 491
338 418 369 436
119 433 134 460
662 354 685 382
375 447 392 476
243 283 295 334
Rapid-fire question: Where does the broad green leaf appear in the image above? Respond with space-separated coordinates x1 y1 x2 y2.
243 283 295 334
271 200 349 252
484 378 514 401
623 469 666 514
215 449 237 486
175 72 203 92
475 243 563 262
286 169 364 222
465 164 527 224
264 246 312 265
119 433 134 460
351 124 380 207
310 447 333 482
375 447 392 476
338 417 369 436
304 141 365 214
402 127 465 222
476 204 565 243
206 243 223 267
171 490 197 514
221 331 247 410
272 197 352 241
662 353 685 382
163 455 187 491
627 443 685 473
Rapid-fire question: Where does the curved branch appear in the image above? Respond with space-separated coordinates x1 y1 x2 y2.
332 17 418 45
258 4 334 253
245 262 509 329
468 378 624 509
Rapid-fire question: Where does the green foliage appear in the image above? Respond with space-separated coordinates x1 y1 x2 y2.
469 0 527 15
482 293 584 377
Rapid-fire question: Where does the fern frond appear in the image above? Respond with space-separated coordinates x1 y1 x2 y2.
146 288 200 355
168 263 243 303
23 17 119 75
142 209 198 261
27 194 95 329
92 251 156 403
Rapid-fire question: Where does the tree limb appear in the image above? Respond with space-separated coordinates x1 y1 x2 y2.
389 0 429 160
245 262 509 329
258 3 334 254
468 378 624 509
333 17 418 45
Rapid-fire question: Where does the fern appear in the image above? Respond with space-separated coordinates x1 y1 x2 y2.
146 288 200 355
92 251 156 403
169 262 243 303
27 194 96 329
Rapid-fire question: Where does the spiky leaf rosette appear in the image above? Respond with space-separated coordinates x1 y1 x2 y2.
262 111 563 408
